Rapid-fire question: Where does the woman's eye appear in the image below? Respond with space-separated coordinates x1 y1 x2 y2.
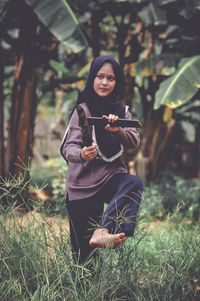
96 74 115 81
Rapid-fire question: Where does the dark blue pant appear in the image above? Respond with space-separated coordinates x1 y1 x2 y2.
66 173 143 263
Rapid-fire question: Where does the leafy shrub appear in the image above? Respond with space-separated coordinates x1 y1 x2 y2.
154 171 200 221
140 182 165 220
30 163 56 193
141 171 200 222
30 158 67 216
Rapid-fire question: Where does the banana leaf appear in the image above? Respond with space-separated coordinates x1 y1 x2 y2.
138 1 167 25
24 0 87 53
49 60 72 75
154 55 200 110
98 0 148 3
130 54 178 77
49 59 86 83
73 0 150 12
156 0 178 5
159 25 179 39
175 100 200 124
0 0 9 10
179 120 196 143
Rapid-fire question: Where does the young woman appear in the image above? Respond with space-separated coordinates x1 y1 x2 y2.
60 56 143 263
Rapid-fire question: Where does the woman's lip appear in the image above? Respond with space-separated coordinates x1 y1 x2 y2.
100 88 108 92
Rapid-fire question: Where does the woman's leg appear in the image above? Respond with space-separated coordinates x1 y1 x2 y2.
90 173 143 247
102 173 143 236
66 194 104 263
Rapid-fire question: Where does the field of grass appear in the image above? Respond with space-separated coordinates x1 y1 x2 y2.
0 168 199 300
0 203 199 301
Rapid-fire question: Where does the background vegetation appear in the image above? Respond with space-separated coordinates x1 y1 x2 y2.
0 0 200 300
1 0 200 181
0 175 199 300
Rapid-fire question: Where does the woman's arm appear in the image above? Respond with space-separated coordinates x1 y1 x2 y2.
105 110 140 149
62 109 97 163
61 109 84 163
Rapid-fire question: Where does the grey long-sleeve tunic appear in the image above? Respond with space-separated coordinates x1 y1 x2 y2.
61 103 140 201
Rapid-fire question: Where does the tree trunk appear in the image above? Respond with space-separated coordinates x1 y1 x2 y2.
6 2 38 179
91 9 102 57
134 106 175 182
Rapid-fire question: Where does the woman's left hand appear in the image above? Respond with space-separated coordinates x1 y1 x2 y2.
102 114 120 133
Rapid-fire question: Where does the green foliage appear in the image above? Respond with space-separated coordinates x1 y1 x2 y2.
132 53 178 78
0 173 33 212
48 158 67 217
49 60 73 75
142 171 200 222
24 0 87 53
175 99 200 126
0 205 199 300
173 99 200 143
141 182 165 220
30 164 56 193
30 158 67 216
138 0 167 26
154 56 200 109
48 59 87 85
0 170 199 299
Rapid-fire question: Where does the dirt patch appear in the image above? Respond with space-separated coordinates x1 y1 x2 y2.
4 210 70 239
149 220 164 230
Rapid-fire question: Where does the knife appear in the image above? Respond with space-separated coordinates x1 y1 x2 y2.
87 116 142 128
76 105 93 147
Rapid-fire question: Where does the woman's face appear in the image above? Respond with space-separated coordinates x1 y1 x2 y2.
93 64 116 97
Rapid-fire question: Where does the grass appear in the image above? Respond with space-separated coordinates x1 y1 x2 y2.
0 204 199 301
0 170 199 300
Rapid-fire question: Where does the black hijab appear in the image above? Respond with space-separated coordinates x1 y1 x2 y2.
77 55 126 161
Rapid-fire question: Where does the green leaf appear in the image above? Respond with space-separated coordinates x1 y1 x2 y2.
175 99 200 114
157 0 178 5
24 0 87 53
175 100 200 124
138 2 167 25
0 0 10 22
154 55 200 110
49 60 71 74
0 0 10 10
131 54 178 77
179 120 196 143
159 25 179 39
49 59 86 83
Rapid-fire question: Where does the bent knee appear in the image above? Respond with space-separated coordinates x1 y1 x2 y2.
133 175 143 192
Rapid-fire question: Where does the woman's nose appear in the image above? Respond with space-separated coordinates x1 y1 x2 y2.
102 77 108 85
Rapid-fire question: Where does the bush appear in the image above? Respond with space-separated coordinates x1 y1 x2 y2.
142 171 200 222
30 158 67 216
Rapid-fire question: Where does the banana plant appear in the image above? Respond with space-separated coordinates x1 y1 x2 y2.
24 0 88 53
49 59 87 84
154 55 200 109
174 99 200 142
1 0 88 179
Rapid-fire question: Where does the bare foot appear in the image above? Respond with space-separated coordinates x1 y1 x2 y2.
89 228 126 249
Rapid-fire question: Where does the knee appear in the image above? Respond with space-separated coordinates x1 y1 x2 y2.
134 176 143 193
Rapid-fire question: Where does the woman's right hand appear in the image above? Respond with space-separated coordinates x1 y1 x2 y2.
81 143 97 161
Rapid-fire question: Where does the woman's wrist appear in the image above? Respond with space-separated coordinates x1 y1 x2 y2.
80 150 85 161
112 129 119 135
